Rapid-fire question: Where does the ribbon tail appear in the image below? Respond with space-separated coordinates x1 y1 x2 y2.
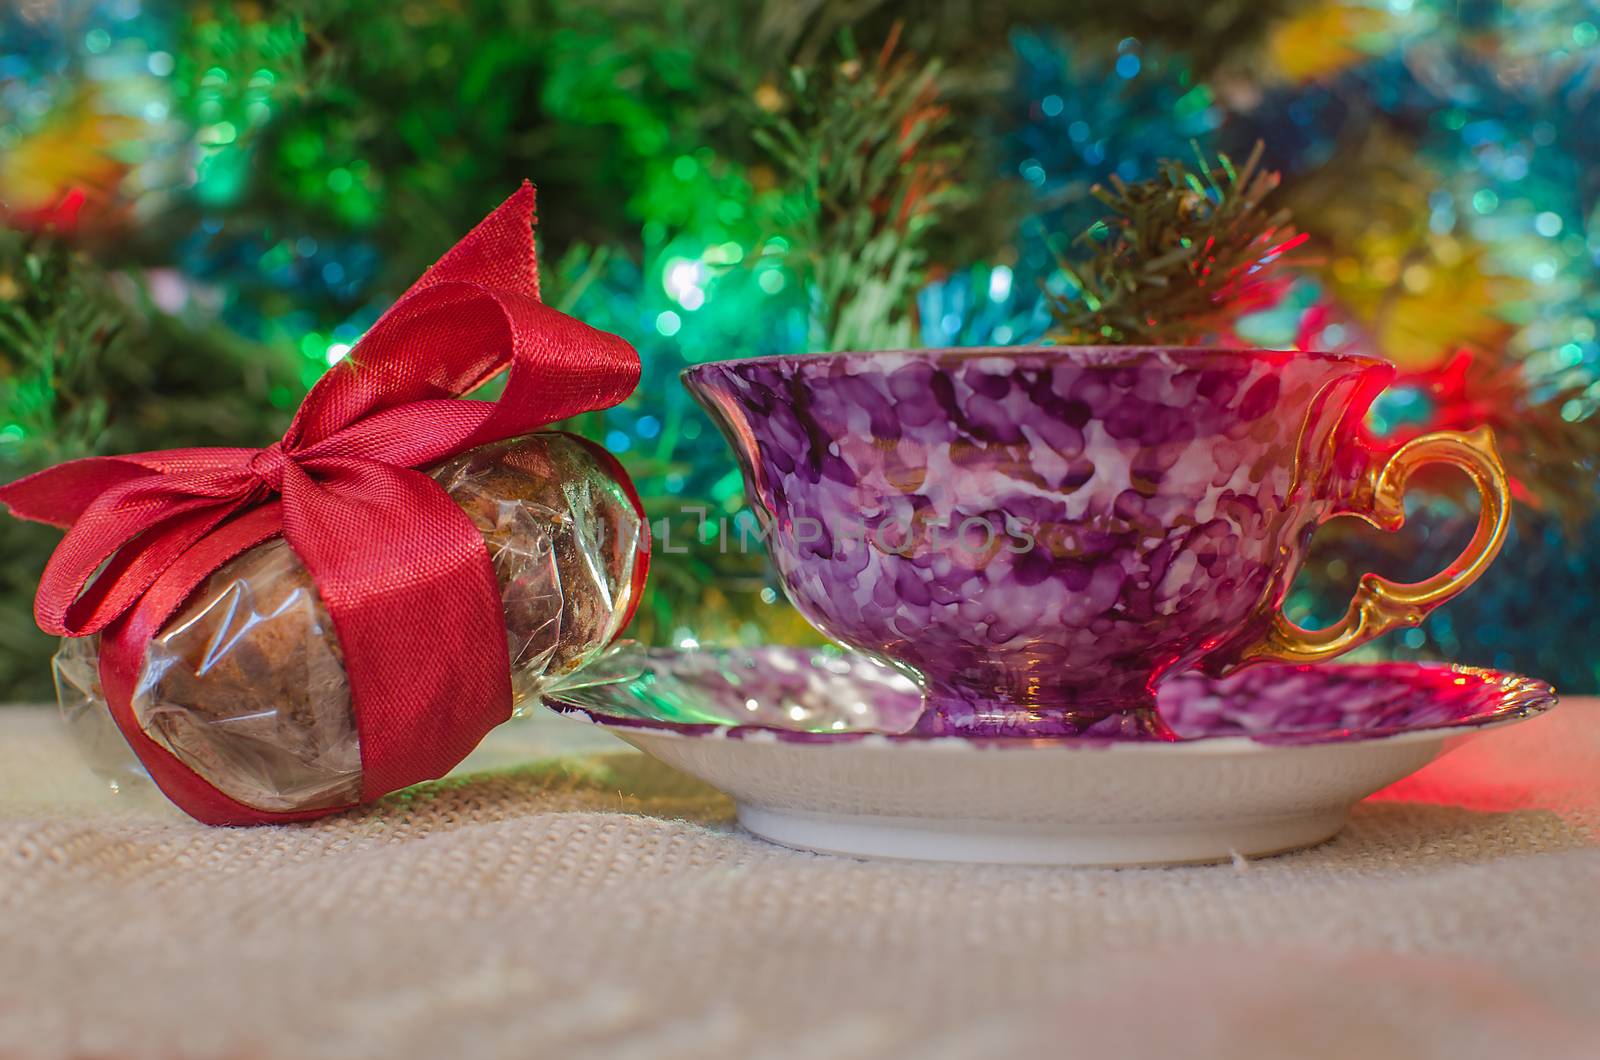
0 457 163 528
412 181 538 296
0 448 262 529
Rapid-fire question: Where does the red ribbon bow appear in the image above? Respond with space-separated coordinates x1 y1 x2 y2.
0 185 646 824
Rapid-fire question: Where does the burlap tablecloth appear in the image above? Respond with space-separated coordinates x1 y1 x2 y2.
1 698 1597 1060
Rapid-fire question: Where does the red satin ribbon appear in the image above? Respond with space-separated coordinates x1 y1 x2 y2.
0 184 647 824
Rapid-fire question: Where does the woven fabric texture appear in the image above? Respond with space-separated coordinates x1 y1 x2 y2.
1 701 1597 1059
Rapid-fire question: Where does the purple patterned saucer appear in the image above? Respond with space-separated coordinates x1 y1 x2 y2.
547 647 1556 865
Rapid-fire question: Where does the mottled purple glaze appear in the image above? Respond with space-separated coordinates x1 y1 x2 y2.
682 347 1395 738
547 646 1557 746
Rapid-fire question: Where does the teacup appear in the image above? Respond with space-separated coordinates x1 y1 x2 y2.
682 347 1508 738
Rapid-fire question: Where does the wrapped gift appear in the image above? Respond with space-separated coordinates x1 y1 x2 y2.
1 185 650 824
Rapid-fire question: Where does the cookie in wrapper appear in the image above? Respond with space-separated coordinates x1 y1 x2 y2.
54 432 646 813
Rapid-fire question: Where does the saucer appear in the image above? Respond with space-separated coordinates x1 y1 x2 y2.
546 647 1557 866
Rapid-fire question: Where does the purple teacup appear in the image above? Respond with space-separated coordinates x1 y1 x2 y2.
682 347 1509 739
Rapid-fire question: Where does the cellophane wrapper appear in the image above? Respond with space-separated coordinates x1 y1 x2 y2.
53 433 645 813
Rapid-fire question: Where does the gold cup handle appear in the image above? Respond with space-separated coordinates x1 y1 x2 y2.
1238 426 1511 665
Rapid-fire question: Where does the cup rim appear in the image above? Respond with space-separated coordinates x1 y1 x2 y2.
681 344 1391 378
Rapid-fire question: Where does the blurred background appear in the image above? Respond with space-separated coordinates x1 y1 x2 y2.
2 0 1597 702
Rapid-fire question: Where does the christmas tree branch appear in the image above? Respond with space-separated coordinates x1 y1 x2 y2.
754 26 967 352
1047 142 1304 346
0 233 127 471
